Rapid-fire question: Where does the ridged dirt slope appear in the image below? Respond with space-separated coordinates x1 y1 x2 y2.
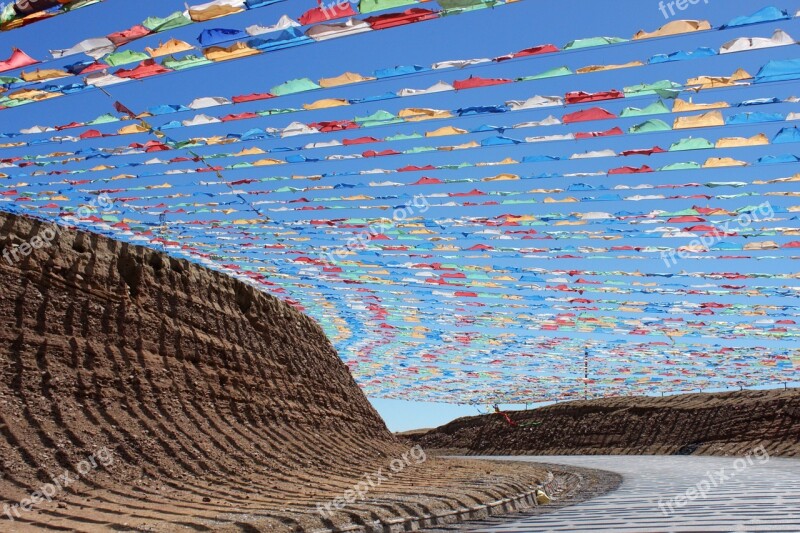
0 212 545 532
408 390 800 457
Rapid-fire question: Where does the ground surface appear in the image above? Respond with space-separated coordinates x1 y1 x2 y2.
0 212 549 532
421 461 622 533
408 390 800 457
441 455 800 532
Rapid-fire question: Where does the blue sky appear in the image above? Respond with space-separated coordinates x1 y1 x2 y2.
2 0 799 432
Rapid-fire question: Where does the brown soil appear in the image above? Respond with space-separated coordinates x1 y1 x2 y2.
0 212 549 532
421 463 623 533
407 390 800 457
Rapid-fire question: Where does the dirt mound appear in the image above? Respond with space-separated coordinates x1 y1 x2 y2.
408 390 800 457
0 212 547 532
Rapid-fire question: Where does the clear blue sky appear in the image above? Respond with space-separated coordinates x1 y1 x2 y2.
1 0 799 432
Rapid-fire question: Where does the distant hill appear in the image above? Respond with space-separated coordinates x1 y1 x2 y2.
405 390 800 457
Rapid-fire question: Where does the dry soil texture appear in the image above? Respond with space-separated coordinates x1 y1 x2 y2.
0 212 547 532
408 390 800 457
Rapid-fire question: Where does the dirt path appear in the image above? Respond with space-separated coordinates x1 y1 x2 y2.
451 455 800 532
422 460 622 532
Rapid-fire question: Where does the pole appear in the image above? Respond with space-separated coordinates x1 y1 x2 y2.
584 348 588 401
